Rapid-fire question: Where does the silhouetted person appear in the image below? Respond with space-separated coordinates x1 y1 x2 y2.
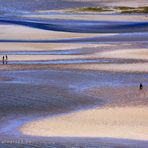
2 56 4 64
139 83 143 90
5 55 8 64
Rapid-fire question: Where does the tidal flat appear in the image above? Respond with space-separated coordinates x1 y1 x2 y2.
0 0 148 147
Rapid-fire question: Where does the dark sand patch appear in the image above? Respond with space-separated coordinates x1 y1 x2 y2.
88 86 148 107
0 77 13 81
0 83 103 116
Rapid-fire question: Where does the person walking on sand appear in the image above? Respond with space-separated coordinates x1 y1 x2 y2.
2 56 4 64
139 83 143 90
5 55 8 64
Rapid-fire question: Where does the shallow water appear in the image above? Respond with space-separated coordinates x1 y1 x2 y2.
0 58 146 65
0 50 85 55
0 17 148 34
1 69 148 88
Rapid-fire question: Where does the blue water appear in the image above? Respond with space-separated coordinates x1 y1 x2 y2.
1 69 148 89
0 32 147 43
0 58 146 65
0 50 84 55
0 17 148 34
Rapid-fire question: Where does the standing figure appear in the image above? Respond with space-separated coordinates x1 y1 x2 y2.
139 83 143 90
5 55 8 64
2 56 4 64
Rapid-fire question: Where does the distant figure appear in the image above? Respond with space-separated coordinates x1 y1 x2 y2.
5 55 8 64
2 56 4 64
139 83 143 90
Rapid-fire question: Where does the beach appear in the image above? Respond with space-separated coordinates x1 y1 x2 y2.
0 1 148 147
0 69 148 147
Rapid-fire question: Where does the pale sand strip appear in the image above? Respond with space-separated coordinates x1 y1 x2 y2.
25 14 148 22
0 25 96 40
1 63 148 73
2 55 87 61
0 43 105 52
45 63 148 73
20 106 148 140
99 49 148 60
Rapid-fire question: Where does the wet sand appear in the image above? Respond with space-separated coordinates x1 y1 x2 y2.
0 8 148 147
0 69 148 147
20 84 148 140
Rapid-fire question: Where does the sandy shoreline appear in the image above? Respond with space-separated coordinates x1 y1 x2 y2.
0 69 147 146
21 106 148 141
25 13 148 22
0 9 147 147
18 77 148 140
0 25 96 40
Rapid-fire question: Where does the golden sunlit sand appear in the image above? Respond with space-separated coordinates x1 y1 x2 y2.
21 106 148 140
99 49 148 60
0 43 108 52
0 25 96 40
20 86 148 140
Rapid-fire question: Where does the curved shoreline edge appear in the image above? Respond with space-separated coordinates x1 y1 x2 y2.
0 17 148 33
